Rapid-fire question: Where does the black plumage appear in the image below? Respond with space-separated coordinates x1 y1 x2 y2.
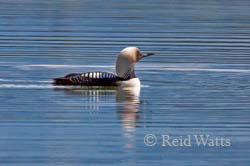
53 71 127 86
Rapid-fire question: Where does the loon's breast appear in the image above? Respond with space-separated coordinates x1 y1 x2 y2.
117 78 141 87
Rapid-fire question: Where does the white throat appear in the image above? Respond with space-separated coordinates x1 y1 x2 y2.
116 56 135 78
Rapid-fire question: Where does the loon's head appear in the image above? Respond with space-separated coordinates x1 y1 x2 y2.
116 47 154 79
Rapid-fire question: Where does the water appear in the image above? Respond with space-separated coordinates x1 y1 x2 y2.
0 0 250 165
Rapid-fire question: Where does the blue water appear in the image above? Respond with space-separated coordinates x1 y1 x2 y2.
0 0 250 165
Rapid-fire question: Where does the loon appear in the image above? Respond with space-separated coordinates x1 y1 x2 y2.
53 47 154 87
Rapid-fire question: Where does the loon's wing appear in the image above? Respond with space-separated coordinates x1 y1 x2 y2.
53 72 124 86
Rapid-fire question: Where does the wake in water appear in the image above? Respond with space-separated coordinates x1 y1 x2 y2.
0 79 57 89
0 79 53 83
0 84 60 89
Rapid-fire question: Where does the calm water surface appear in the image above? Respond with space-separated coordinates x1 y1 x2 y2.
0 0 250 165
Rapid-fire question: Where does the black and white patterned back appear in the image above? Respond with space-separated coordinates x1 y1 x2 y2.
54 71 126 86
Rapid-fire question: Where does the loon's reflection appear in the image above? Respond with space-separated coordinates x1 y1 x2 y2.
56 86 141 129
55 86 141 150
116 87 141 150
116 87 140 128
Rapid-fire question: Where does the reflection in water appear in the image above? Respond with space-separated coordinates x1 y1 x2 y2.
55 86 141 149
60 87 117 111
116 87 141 150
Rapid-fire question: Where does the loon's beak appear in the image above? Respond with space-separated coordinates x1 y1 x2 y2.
140 52 154 60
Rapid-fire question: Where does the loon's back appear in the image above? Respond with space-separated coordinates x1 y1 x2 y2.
53 71 126 86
